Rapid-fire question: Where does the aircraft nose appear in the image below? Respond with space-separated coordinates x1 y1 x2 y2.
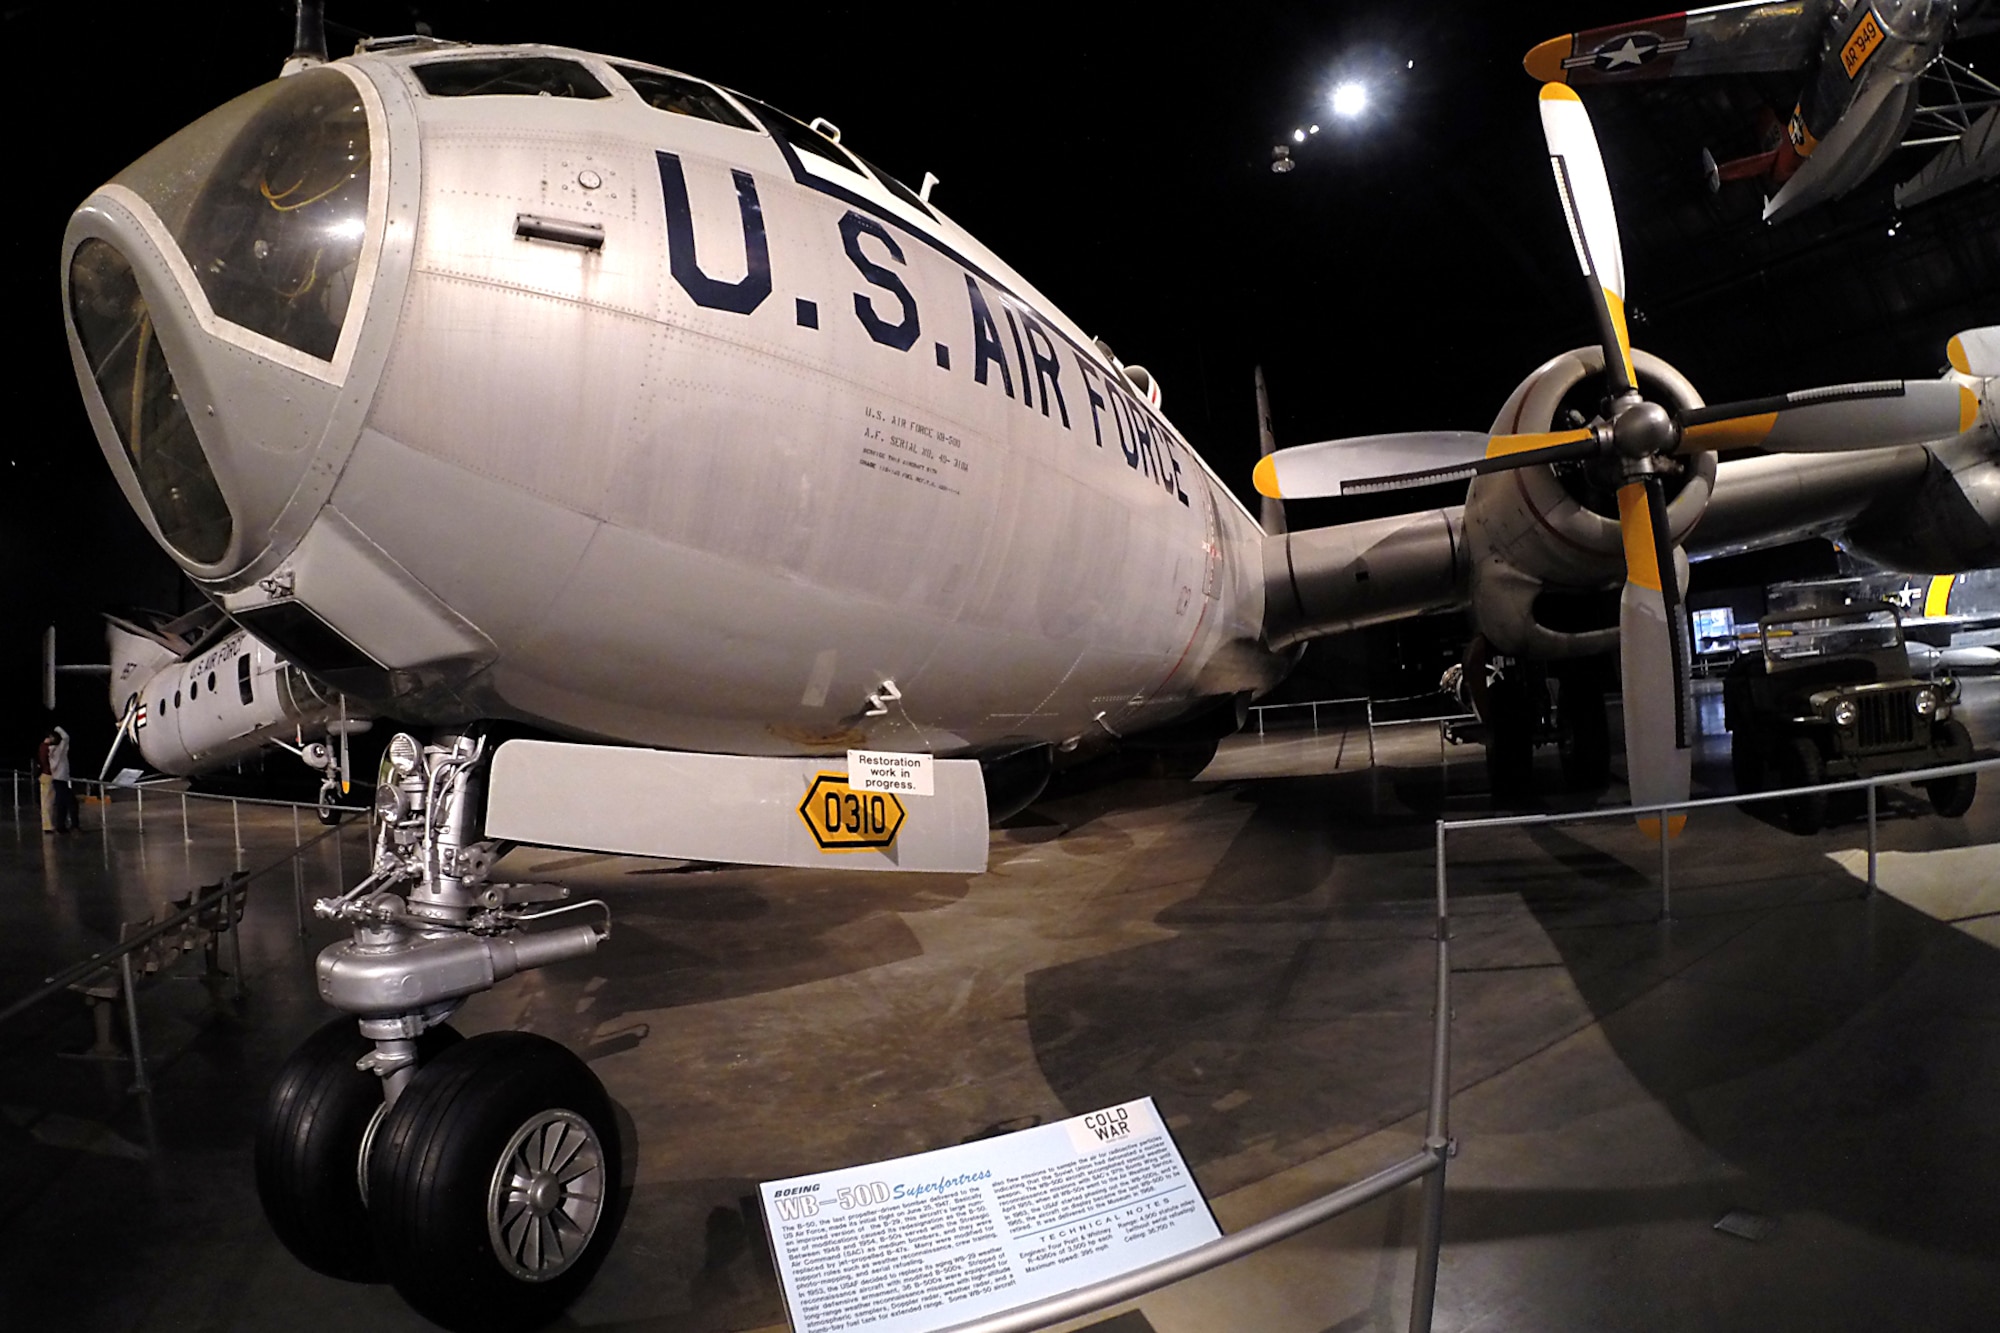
63 65 380 578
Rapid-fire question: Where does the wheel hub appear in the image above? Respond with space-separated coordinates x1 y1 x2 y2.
486 1108 606 1282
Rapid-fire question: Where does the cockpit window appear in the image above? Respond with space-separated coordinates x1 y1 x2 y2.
856 155 935 220
733 95 866 174
611 65 754 128
413 57 610 99
68 239 233 565
178 69 371 361
110 67 372 363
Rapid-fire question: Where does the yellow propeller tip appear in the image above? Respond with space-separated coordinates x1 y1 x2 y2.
1525 37 1572 84
1948 335 1971 376
1961 384 1980 434
1252 455 1283 499
1539 79 1582 103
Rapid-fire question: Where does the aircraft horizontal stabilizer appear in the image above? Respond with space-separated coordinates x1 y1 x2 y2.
485 741 989 873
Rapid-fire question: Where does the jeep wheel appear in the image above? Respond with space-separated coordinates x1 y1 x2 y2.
1925 720 1977 818
1782 738 1828 835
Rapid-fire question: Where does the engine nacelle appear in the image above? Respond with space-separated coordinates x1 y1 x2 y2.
1846 432 2000 571
1464 346 1713 659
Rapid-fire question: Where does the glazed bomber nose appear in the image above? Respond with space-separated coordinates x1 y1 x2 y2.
64 66 375 574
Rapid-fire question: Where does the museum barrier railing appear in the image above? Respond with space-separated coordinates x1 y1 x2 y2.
931 755 2000 1333
1436 753 2000 920
1 773 364 1090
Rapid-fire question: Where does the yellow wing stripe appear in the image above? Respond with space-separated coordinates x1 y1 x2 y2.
1618 482 1662 592
1525 36 1572 83
1252 455 1281 498
1682 412 1778 449
1925 575 1955 619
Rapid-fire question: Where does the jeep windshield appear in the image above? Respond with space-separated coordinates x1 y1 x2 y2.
1761 606 1904 665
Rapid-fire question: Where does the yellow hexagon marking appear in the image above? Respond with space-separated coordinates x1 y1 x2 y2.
799 772 906 853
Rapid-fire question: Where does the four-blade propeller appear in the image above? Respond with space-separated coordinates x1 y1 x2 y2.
1255 83 1977 834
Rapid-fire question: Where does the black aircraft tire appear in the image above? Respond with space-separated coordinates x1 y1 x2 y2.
368 1032 623 1333
255 1018 461 1282
1783 739 1827 835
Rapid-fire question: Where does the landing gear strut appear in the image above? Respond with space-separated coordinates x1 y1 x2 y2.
255 732 618 1332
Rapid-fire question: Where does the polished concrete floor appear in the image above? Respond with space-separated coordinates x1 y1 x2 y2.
3 681 1999 1332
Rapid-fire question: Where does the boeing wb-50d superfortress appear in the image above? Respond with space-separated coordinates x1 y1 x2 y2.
58 8 2000 1329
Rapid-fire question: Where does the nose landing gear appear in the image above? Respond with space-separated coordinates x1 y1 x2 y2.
254 732 621 1332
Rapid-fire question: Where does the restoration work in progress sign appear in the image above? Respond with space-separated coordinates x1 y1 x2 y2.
759 1098 1219 1333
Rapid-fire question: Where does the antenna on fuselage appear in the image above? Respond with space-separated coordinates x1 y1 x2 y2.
283 0 328 76
1254 366 1285 536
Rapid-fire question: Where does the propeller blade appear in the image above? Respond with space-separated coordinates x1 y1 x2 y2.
1678 379 1975 453
1948 326 2000 378
1540 83 1635 396
1616 477 1691 838
1253 429 1597 500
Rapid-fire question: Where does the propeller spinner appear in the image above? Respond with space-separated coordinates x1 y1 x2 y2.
1255 83 1977 833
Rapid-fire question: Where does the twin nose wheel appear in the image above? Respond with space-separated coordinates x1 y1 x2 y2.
255 1020 623 1332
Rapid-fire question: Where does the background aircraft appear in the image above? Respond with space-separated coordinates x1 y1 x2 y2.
1527 0 2000 222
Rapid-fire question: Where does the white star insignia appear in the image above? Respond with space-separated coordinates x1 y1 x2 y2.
1601 37 1649 68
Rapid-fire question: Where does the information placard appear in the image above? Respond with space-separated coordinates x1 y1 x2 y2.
759 1098 1218 1333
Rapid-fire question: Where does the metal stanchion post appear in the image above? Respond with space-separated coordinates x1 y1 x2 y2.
1409 821 1453 1333
1366 700 1378 766
181 792 190 845
99 783 109 849
136 783 143 832
291 805 306 938
1866 782 1879 893
230 878 246 1000
232 799 243 858
1659 817 1672 922
119 952 150 1095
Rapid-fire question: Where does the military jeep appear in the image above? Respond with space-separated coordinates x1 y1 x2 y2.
1723 605 1975 834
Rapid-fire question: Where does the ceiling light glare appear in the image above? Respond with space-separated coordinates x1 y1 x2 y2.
1293 128 1306 142
1331 81 1367 118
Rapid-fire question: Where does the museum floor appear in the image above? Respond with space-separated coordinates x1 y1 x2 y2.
3 680 1998 1332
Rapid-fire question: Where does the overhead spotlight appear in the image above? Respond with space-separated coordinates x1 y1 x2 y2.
1331 81 1367 118
1293 128 1306 142
1310 124 1320 134
1407 59 1415 69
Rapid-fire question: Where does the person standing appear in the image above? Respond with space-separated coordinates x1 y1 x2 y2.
35 732 55 834
49 725 78 834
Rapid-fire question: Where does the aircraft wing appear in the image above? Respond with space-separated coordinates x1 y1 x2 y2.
1525 1 1828 85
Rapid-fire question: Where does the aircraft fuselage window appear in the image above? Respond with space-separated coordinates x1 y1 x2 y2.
238 654 254 705
190 680 199 700
413 57 610 99
207 670 217 694
610 66 754 129
174 689 182 707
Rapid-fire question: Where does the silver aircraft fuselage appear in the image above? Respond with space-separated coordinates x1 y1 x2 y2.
63 43 1285 759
